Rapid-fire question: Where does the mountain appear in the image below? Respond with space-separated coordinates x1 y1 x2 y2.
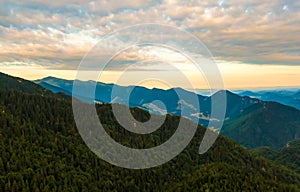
35 76 300 150
0 72 51 95
35 77 259 127
252 139 300 174
222 102 300 149
0 72 70 101
237 89 300 110
1 72 300 191
294 91 300 98
216 90 260 118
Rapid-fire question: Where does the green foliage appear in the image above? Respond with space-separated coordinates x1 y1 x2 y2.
0 90 299 191
169 163 300 192
222 102 300 149
252 139 300 174
251 146 278 160
0 72 300 191
0 72 50 95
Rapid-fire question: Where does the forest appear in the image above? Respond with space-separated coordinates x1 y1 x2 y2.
0 73 300 191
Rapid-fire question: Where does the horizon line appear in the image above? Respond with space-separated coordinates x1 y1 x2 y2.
2 70 300 91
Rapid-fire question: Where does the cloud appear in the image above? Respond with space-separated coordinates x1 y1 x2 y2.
0 0 299 71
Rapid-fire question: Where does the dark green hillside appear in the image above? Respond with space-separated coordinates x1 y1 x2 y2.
222 102 300 149
0 72 71 101
0 89 300 191
251 146 279 160
252 139 300 174
0 72 50 94
277 139 300 173
170 163 299 192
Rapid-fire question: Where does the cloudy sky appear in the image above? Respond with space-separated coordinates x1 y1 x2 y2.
0 0 300 89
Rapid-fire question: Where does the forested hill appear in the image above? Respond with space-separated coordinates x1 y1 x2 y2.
252 139 300 174
0 72 50 95
0 72 300 191
36 76 300 150
222 102 300 149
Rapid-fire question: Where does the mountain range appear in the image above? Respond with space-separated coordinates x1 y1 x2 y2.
1 72 300 191
35 77 259 126
35 76 300 149
236 89 300 110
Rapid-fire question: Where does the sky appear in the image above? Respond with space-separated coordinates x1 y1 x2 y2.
0 0 300 90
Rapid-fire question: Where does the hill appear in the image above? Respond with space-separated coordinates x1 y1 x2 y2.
35 76 260 127
222 102 300 149
0 72 300 191
0 72 50 95
0 72 70 100
238 89 300 110
252 139 300 174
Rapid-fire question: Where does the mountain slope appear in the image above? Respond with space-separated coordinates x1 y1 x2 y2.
1 90 300 191
252 139 300 174
0 73 300 191
0 73 71 101
35 76 259 126
0 72 51 94
213 90 260 119
238 89 300 110
222 102 300 149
